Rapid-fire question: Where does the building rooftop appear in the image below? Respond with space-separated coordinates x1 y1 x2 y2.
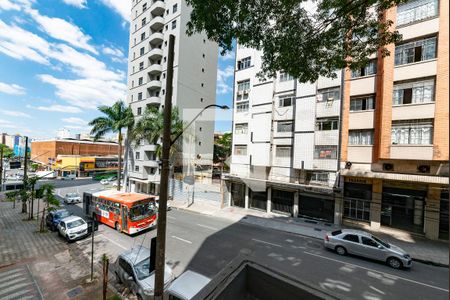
32 138 118 145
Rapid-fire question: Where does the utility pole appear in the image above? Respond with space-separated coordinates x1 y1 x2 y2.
0 146 3 191
23 136 28 182
154 34 175 299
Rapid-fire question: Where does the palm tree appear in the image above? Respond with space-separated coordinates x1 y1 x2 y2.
37 183 59 232
28 176 39 220
19 188 29 214
89 101 134 191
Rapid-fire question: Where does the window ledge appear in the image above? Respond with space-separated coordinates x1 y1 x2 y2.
349 74 376 81
392 102 435 107
349 109 375 114
396 16 439 29
391 144 433 147
348 145 373 147
394 58 437 69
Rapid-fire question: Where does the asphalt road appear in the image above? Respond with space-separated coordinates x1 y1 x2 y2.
54 182 449 300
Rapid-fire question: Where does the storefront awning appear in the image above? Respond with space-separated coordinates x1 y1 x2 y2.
341 169 449 185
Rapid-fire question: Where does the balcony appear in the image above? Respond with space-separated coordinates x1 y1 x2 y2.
147 173 161 183
147 80 162 90
392 103 435 121
150 0 165 16
390 145 434 160
315 130 339 146
128 171 147 180
149 16 164 31
148 48 163 60
146 96 160 105
349 111 375 129
347 146 373 163
394 60 437 82
142 160 159 168
148 63 162 75
149 32 164 45
349 76 376 96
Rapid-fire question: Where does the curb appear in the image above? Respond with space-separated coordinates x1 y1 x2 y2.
172 206 449 268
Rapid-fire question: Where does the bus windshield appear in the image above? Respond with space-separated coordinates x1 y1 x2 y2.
129 201 156 222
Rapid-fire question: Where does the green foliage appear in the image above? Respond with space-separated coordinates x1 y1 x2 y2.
186 0 404 82
214 133 232 164
0 143 14 158
31 163 39 171
38 183 59 211
5 191 17 202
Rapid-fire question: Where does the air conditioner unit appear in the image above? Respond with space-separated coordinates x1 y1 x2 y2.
345 161 352 169
382 163 394 171
417 165 430 173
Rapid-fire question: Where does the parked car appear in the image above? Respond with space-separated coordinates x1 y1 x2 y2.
112 181 118 187
64 192 81 204
46 209 72 231
57 216 89 242
61 174 76 180
166 270 211 300
113 247 174 300
100 179 109 185
324 229 412 269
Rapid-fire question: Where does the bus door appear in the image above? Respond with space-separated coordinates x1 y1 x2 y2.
121 205 128 231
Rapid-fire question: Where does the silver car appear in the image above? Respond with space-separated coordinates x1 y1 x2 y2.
64 193 81 204
114 247 174 300
324 229 412 269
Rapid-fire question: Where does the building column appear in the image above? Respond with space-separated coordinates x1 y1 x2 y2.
266 187 272 214
244 185 249 209
334 192 343 226
424 185 441 240
293 191 299 217
370 179 383 230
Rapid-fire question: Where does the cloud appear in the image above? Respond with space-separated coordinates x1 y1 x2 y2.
0 119 19 129
27 104 82 113
219 50 235 61
38 75 127 109
0 0 21 10
103 45 127 63
62 0 87 8
27 8 97 54
100 0 130 21
216 66 234 94
2 110 31 118
0 81 26 95
62 117 87 125
64 125 85 129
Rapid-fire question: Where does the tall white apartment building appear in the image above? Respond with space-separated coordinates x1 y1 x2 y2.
226 45 343 224
126 0 218 194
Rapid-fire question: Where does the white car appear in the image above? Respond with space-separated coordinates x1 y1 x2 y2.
61 174 76 180
100 179 109 185
64 193 81 204
57 216 89 242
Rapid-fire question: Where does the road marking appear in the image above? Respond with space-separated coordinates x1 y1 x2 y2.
304 252 449 293
252 238 282 248
171 235 192 244
369 285 385 295
196 224 218 231
97 234 127 250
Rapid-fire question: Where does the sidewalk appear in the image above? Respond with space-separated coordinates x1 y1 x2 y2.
0 200 116 299
171 199 449 267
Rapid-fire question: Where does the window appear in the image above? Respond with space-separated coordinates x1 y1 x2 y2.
140 47 145 56
235 123 248 134
171 20 176 29
343 234 360 243
310 172 329 183
135 151 140 159
391 119 433 145
138 92 143 101
276 146 291 158
349 130 374 145
142 18 146 26
318 87 340 102
361 237 378 247
397 0 438 26
344 199 370 221
139 62 144 70
350 95 375 111
138 77 143 85
393 79 435 105
234 145 247 156
131 80 134 88
237 57 251 70
395 37 436 66
142 3 147 11
237 80 250 92
279 96 294 107
314 145 338 159
279 72 294 82
277 121 293 132
173 3 178 13
135 165 139 172
236 102 249 112
137 107 142 115
351 60 377 78
315 118 338 131
141 32 146 41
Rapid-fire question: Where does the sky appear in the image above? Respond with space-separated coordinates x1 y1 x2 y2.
0 0 234 140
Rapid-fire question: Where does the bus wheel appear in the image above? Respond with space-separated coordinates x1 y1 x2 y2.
115 222 121 232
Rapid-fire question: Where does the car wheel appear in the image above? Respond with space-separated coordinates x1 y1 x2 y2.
335 246 347 256
137 294 143 300
115 222 121 232
387 257 402 269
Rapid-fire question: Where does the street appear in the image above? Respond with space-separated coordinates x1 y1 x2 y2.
55 183 449 300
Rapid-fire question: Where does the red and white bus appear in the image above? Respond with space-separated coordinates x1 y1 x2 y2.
83 190 158 235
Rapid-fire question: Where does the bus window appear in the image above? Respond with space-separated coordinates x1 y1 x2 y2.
129 203 154 222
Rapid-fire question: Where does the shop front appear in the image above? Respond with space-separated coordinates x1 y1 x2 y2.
298 192 335 223
343 178 372 223
271 189 294 216
439 190 449 240
249 189 267 211
230 182 246 208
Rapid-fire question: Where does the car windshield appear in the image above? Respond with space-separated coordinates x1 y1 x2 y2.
67 219 85 229
129 202 156 221
134 257 152 280
67 193 78 197
56 211 71 219
372 235 390 248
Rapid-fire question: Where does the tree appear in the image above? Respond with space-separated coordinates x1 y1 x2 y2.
0 143 14 158
186 0 403 83
27 177 39 220
89 101 134 191
5 191 17 208
37 183 59 232
214 133 232 172
131 106 185 160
